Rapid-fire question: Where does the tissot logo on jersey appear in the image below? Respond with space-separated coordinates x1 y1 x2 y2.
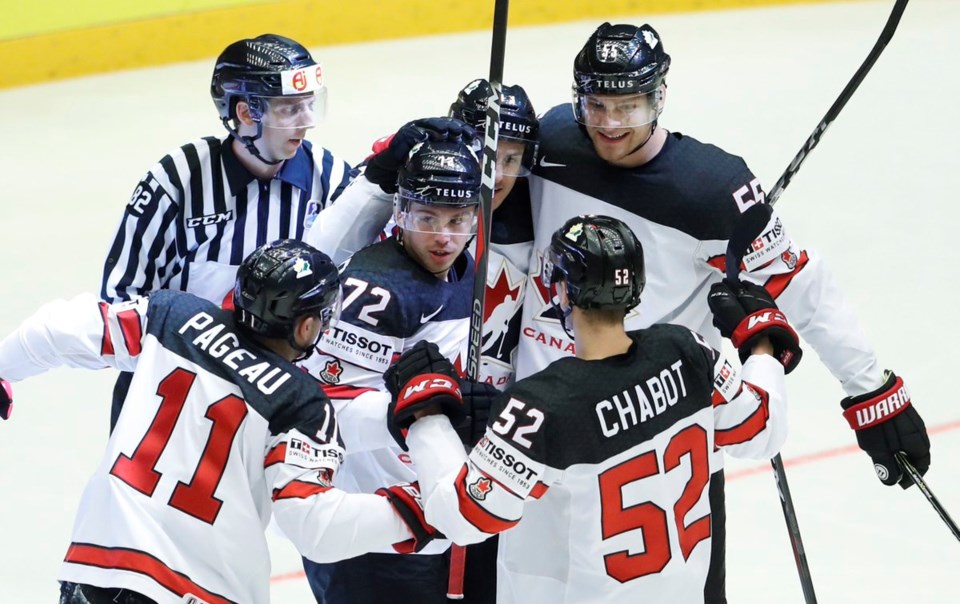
285 436 345 471
713 358 739 402
470 433 544 498
742 216 791 271
319 322 401 374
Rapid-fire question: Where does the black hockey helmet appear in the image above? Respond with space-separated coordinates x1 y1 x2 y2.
449 79 539 145
573 23 670 96
449 79 539 176
234 240 341 356
395 137 482 209
543 215 645 335
211 34 325 164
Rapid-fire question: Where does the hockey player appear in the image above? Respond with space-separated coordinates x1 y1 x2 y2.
385 215 795 603
300 139 483 604
303 84 540 602
516 22 930 600
101 33 354 428
0 240 439 604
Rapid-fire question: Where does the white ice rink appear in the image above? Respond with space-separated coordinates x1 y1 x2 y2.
1 0 957 601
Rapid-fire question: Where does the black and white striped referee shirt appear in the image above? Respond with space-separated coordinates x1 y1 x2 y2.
101 134 354 304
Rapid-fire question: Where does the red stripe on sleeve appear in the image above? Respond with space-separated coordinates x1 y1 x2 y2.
98 302 115 356
64 542 231 604
454 465 519 535
117 309 143 356
764 251 810 299
715 383 770 447
264 443 286 468
273 480 332 501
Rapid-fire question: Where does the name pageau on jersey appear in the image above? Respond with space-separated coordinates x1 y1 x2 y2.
519 105 883 398
407 324 787 604
0 291 413 604
300 236 475 554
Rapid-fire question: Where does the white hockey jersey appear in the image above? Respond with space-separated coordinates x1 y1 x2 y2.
407 325 787 604
0 291 412 604
518 106 883 398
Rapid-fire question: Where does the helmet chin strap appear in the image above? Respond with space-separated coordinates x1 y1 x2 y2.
622 120 658 157
221 118 284 166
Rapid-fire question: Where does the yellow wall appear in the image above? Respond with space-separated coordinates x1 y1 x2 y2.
0 0 856 90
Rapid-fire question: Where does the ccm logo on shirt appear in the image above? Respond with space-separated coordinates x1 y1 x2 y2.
186 211 233 228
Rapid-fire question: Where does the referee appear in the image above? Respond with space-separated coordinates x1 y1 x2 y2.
99 34 354 427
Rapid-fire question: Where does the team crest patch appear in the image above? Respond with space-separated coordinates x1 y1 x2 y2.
293 257 313 279
469 476 493 500
319 359 343 384
781 248 798 270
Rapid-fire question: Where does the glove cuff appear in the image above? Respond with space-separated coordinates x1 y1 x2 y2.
730 309 792 347
394 373 463 428
841 373 910 430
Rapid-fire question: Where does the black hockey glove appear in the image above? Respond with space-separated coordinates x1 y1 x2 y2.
384 341 465 450
841 371 930 488
0 379 12 420
365 117 477 194
453 379 499 447
376 482 444 553
708 279 802 373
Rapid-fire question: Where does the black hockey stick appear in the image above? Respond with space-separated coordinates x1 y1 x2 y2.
465 0 507 384
453 0 510 599
767 0 909 206
895 452 960 543
725 204 818 603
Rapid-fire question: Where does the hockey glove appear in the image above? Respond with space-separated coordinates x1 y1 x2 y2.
365 117 477 194
708 279 802 373
841 371 930 488
384 340 465 450
453 379 499 447
376 482 444 553
0 379 12 420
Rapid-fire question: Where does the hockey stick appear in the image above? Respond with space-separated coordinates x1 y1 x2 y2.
723 2 911 599
452 0 510 599
768 0 909 206
895 452 960 543
725 205 818 603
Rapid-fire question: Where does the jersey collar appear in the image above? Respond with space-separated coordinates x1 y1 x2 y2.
222 135 314 195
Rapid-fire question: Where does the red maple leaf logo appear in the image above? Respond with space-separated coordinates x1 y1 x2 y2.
469 476 493 500
319 359 343 384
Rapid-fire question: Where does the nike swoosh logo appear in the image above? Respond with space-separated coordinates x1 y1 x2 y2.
420 305 445 324
538 157 566 168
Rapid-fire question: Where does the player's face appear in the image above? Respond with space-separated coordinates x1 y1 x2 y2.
581 87 665 166
493 140 527 210
400 203 476 279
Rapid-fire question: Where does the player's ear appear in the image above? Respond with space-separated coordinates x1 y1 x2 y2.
235 101 256 127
